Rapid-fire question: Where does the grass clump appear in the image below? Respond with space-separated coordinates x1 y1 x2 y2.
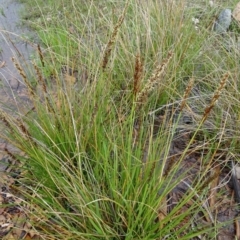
1 0 240 239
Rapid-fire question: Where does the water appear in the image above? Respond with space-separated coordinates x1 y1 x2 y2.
0 0 35 169
0 0 34 95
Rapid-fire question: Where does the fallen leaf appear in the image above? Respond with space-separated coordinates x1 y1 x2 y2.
63 73 76 85
209 165 220 209
235 166 240 179
0 61 6 68
157 196 167 229
68 26 75 34
236 219 240 239
233 2 240 22
3 233 15 240
0 215 6 224
0 195 4 204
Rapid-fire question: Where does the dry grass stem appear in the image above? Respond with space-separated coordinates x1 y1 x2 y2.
88 103 98 129
16 118 36 145
133 52 173 151
163 155 176 178
12 57 35 99
158 196 168 229
133 54 144 98
132 124 139 148
33 62 55 112
132 116 144 149
12 57 27 82
136 51 173 104
8 36 22 57
101 0 130 70
198 168 220 192
33 62 46 93
4 147 17 162
0 109 13 131
180 78 194 111
0 109 34 144
37 44 45 67
45 96 56 114
209 165 220 209
202 72 229 122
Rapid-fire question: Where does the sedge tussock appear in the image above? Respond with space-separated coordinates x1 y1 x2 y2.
4 0 239 238
180 77 194 111
202 72 229 122
101 0 130 70
136 51 173 104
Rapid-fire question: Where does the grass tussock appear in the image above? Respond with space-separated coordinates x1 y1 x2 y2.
1 0 240 239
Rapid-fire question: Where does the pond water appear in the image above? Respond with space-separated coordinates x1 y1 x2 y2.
0 0 34 100
0 0 35 169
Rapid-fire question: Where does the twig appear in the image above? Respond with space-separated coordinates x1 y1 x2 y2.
181 180 214 223
231 161 240 204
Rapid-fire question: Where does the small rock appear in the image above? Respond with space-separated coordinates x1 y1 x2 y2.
0 157 9 172
214 9 232 34
233 2 240 22
0 215 6 224
8 78 19 90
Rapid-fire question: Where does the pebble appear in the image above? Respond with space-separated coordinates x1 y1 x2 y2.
214 9 232 34
0 157 9 172
8 78 19 90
